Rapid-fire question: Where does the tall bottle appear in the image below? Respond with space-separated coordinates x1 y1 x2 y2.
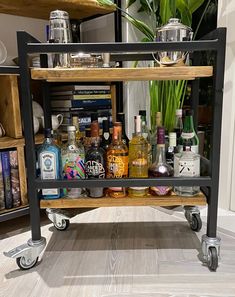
117 112 129 146
85 121 105 198
106 122 128 198
128 115 148 197
62 125 85 197
148 127 174 196
166 132 177 167
139 110 150 140
151 111 162 163
178 110 199 154
38 129 63 199
174 109 183 143
100 119 111 150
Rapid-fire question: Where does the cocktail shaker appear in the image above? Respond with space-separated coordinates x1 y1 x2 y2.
49 10 72 67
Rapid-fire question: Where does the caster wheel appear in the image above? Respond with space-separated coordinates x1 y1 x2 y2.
16 256 38 270
208 246 218 271
54 219 70 231
190 213 202 232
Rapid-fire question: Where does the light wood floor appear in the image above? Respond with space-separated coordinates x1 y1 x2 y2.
1 206 235 297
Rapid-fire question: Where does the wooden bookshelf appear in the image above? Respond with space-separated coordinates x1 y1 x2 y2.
31 66 213 82
0 0 115 20
0 137 25 149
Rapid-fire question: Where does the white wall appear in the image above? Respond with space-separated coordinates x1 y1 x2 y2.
0 13 47 65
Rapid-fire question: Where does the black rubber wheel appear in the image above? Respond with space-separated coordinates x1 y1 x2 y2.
208 246 218 271
16 256 38 270
54 219 70 231
190 213 202 232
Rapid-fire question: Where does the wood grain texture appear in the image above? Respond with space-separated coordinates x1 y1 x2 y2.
31 66 213 82
0 137 24 149
0 75 22 138
40 193 206 209
17 146 28 205
0 0 115 20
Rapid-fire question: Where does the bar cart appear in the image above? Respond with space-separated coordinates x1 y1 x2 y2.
4 28 226 271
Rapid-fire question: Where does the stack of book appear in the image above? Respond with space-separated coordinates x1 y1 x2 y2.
0 149 21 211
50 84 113 130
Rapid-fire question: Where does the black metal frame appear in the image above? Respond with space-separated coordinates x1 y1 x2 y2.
17 28 226 242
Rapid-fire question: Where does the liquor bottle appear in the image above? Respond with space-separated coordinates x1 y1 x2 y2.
166 132 177 167
128 115 148 197
62 125 85 197
174 109 183 142
148 127 174 196
139 110 152 165
174 145 200 196
117 112 129 146
100 119 111 150
85 121 105 198
151 111 162 163
38 129 62 199
106 122 128 198
178 109 199 154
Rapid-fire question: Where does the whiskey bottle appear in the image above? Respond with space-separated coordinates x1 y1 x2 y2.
128 115 148 197
100 119 111 150
38 129 63 199
106 122 128 198
62 125 85 197
117 112 129 146
85 121 105 198
148 127 174 196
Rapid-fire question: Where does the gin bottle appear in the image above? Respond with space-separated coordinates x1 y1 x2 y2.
174 145 200 196
148 127 174 196
38 129 62 199
85 121 105 198
62 125 85 197
128 115 148 197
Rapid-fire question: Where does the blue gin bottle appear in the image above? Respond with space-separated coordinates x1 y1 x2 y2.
38 129 62 199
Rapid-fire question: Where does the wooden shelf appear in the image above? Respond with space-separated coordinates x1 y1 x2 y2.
40 193 207 209
0 136 24 149
31 66 213 82
0 0 115 20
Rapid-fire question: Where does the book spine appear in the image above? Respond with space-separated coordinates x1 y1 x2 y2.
51 89 111 96
0 152 5 210
71 99 111 108
73 94 111 100
9 150 21 208
1 151 13 209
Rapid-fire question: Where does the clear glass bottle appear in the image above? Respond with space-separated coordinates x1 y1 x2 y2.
117 112 129 146
62 125 85 197
166 132 177 167
38 129 63 199
174 145 200 196
174 108 183 143
178 109 199 154
100 119 111 150
151 111 162 163
128 115 149 197
148 127 174 196
85 121 105 198
106 122 128 198
139 110 152 165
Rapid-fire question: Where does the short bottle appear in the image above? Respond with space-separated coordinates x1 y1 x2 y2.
166 132 177 167
174 145 200 196
151 111 162 163
148 127 174 196
38 129 63 199
117 112 129 146
62 125 85 197
100 119 111 150
85 121 105 198
106 122 128 198
128 115 149 197
178 109 199 154
174 109 183 143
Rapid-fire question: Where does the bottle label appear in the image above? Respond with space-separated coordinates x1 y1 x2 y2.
40 152 59 196
177 160 200 177
178 145 198 154
103 132 110 140
181 132 195 139
85 160 105 178
62 154 85 179
150 186 172 196
107 155 128 178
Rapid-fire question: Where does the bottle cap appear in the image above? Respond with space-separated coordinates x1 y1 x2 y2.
169 132 176 139
175 109 182 116
102 119 109 132
185 109 193 116
67 125 76 132
50 10 69 20
134 115 142 134
139 110 146 117
157 127 165 144
155 112 162 127
90 121 99 137
44 128 52 138
113 122 122 140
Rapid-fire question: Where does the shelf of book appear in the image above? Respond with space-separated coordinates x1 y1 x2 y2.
0 205 29 222
40 193 207 209
31 66 213 82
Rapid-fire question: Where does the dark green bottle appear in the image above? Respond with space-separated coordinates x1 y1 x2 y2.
117 112 129 146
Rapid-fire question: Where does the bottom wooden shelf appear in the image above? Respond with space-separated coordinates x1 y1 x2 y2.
40 193 207 209
0 205 29 222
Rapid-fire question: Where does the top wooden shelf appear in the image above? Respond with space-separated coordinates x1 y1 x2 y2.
0 0 115 20
31 66 213 82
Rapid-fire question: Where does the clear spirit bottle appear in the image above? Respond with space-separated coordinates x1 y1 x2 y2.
106 122 128 198
38 129 63 199
62 125 85 197
85 121 105 198
128 115 149 197
174 146 200 196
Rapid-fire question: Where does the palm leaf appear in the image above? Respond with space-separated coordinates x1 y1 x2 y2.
176 0 192 26
159 0 172 24
124 15 155 40
126 0 137 8
188 0 205 13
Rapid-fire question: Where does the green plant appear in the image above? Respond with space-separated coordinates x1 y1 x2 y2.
98 0 210 131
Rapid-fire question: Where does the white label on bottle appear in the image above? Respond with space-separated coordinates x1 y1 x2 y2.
103 132 110 140
181 132 195 139
177 159 200 177
40 152 59 196
178 145 198 154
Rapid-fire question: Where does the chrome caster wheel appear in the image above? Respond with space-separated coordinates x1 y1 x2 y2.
16 256 38 270
54 219 70 231
190 213 202 232
207 247 218 271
